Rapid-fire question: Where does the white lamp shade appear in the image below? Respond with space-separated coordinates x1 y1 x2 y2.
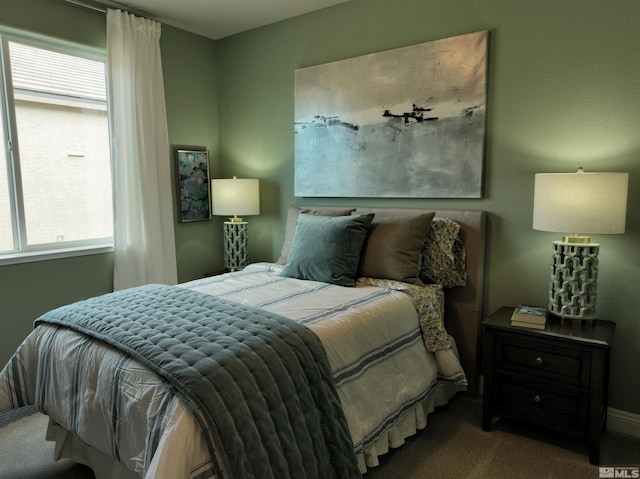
211 178 260 217
533 171 628 235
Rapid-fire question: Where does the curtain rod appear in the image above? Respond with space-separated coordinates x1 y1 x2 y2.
63 0 156 19
65 0 106 14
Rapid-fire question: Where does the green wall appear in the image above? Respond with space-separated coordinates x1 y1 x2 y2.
0 0 222 364
1 0 639 417
215 0 640 415
161 26 223 282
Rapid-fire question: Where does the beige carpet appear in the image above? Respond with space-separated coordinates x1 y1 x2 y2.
1 395 638 478
366 395 640 479
0 411 94 479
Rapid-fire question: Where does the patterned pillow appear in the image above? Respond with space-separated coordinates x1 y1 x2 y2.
421 217 467 288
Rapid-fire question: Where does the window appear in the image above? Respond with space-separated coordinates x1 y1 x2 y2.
0 33 113 263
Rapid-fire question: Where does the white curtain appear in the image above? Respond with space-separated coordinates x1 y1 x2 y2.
107 9 178 290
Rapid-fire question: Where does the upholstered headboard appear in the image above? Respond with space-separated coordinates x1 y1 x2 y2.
304 206 486 396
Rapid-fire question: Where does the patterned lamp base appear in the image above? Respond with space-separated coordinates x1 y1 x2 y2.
548 241 599 320
223 221 248 271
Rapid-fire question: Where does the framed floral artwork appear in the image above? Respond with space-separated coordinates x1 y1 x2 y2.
175 146 211 222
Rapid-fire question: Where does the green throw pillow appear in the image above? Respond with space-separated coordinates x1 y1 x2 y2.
281 213 375 287
276 205 355 265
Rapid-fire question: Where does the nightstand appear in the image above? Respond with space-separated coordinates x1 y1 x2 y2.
482 306 615 465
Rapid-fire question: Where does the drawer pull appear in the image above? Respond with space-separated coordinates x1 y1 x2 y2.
535 356 543 366
533 395 542 404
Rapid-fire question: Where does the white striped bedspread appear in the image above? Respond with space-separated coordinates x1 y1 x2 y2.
0 262 467 479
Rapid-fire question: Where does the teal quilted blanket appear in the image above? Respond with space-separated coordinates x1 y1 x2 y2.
35 284 361 479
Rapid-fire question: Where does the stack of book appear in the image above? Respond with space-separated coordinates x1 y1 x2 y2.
511 304 548 329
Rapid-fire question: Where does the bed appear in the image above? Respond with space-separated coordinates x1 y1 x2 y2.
0 206 486 479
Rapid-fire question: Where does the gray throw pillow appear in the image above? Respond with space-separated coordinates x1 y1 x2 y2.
358 213 435 285
281 213 375 287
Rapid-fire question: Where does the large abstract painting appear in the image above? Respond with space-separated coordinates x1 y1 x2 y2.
294 30 488 198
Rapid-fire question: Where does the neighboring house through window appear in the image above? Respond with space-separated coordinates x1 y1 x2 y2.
0 32 113 264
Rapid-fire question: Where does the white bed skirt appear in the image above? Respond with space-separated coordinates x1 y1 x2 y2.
48 379 461 478
357 379 460 473
48 420 140 479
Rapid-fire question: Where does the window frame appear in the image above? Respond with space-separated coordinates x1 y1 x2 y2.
0 30 114 266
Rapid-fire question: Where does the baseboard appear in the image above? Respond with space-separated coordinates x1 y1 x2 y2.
608 407 640 438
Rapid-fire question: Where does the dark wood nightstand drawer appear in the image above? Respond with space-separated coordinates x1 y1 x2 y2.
495 379 588 427
497 335 590 387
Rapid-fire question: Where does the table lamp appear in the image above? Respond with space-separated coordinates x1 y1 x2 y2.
532 168 628 320
211 177 260 271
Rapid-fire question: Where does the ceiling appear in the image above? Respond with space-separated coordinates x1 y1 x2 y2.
89 0 351 40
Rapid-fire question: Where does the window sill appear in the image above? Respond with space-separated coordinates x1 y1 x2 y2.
0 244 114 266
